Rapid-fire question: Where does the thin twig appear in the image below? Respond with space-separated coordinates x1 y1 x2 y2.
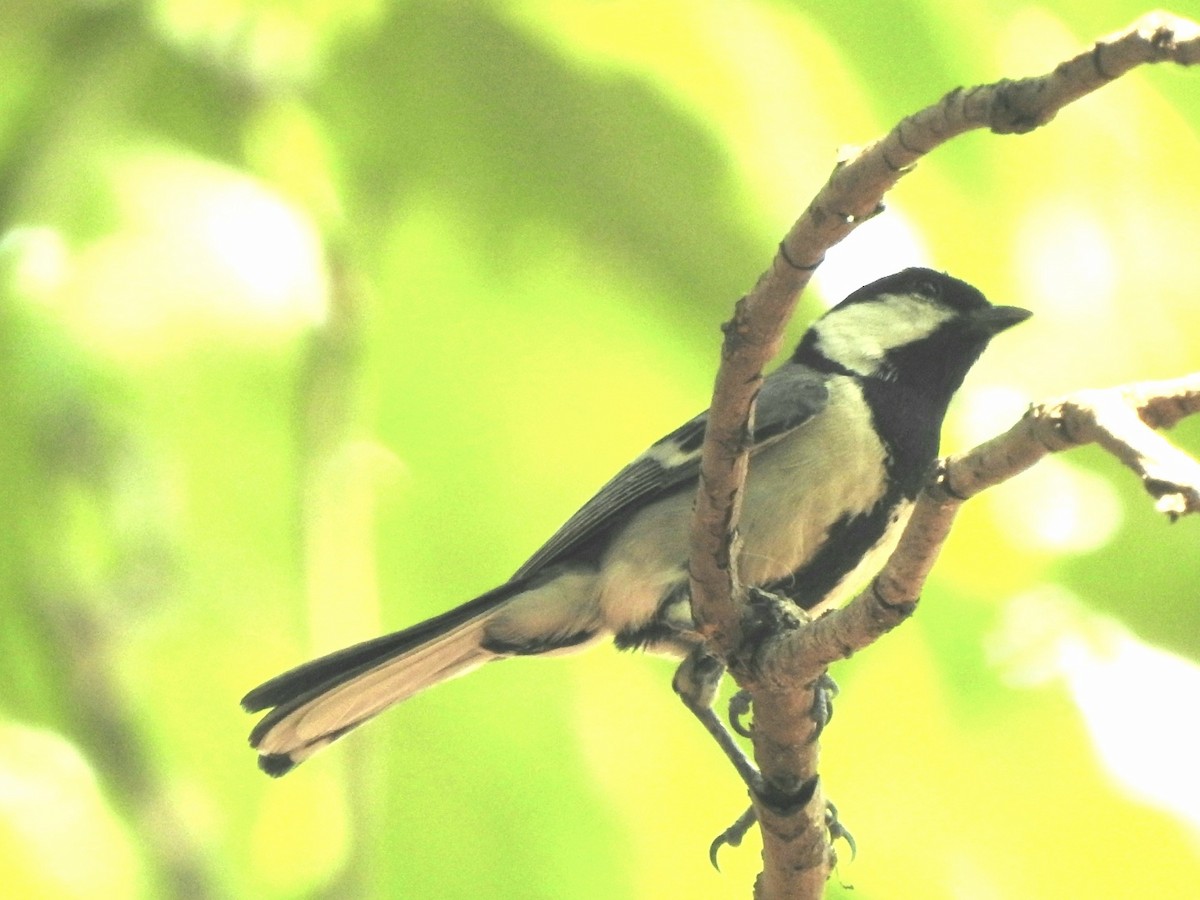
769 373 1200 684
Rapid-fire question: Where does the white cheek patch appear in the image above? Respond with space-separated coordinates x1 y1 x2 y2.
813 294 955 377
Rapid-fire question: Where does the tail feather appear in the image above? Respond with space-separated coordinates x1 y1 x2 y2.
243 580 527 776
241 629 430 714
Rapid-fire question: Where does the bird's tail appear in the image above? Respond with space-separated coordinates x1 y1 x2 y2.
241 580 527 776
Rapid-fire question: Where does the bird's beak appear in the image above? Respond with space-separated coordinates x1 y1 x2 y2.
969 305 1033 336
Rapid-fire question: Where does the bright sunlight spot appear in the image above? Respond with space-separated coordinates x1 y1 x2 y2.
1014 199 1118 322
813 206 931 305
951 386 1124 556
0 724 141 898
149 0 385 85
0 227 70 300
989 454 1123 554
951 384 1028 448
989 587 1200 834
64 147 328 360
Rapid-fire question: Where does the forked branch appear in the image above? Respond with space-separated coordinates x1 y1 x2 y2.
682 12 1200 900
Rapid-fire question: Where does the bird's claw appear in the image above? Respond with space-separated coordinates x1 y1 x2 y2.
808 671 839 743
825 800 856 861
709 805 758 870
728 689 753 737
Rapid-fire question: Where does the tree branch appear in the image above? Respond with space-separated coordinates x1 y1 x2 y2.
771 372 1200 681
683 11 1200 898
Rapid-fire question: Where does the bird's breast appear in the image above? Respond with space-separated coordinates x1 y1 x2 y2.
737 378 894 591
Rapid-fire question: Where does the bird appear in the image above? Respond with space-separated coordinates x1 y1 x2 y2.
242 267 1031 777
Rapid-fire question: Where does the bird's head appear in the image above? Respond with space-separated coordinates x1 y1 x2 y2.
793 267 1031 399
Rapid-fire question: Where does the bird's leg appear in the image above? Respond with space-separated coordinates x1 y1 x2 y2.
671 586 803 792
675 592 849 865
674 649 769 866
672 647 765 795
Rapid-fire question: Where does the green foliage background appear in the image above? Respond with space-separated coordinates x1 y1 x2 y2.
2 1 1199 897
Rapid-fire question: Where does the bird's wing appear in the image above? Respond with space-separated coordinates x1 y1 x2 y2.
512 364 829 579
